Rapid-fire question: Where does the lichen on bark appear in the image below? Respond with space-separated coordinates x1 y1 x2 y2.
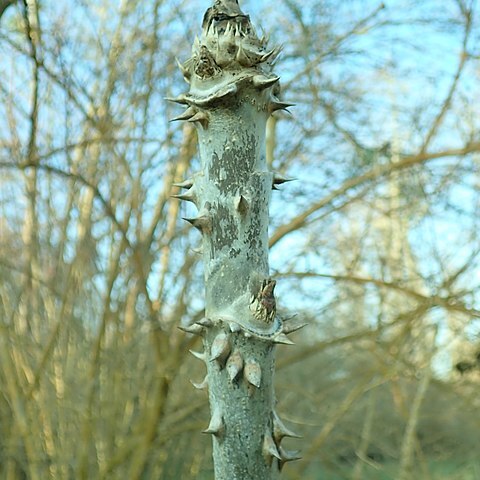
171 1 300 478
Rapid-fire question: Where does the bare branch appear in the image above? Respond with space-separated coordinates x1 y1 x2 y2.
0 161 131 248
280 271 480 319
419 6 473 152
269 141 480 247
0 0 16 20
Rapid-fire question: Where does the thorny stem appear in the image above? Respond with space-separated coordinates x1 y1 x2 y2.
172 1 300 478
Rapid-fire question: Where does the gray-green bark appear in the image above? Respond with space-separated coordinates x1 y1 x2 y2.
171 1 299 478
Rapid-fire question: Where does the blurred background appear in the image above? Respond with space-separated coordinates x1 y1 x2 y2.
1 0 479 478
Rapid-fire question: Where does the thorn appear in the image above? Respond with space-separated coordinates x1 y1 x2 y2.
208 22 216 38
165 94 189 105
236 43 251 66
234 194 249 215
191 375 208 390
273 411 302 443
260 46 282 63
202 408 224 437
273 333 295 345
252 75 280 90
278 446 302 471
236 23 243 38
189 350 207 362
170 106 197 122
183 215 211 233
244 359 261 388
263 430 281 465
173 178 194 189
178 323 204 336
273 173 295 185
282 322 308 335
196 318 213 328
171 186 197 204
175 57 191 79
226 350 244 382
268 100 295 114
187 111 209 128
210 332 231 366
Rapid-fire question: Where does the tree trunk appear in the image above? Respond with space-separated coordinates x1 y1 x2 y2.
171 1 299 478
352 390 376 480
398 368 431 480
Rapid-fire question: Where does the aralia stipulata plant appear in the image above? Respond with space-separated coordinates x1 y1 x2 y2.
170 1 303 478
